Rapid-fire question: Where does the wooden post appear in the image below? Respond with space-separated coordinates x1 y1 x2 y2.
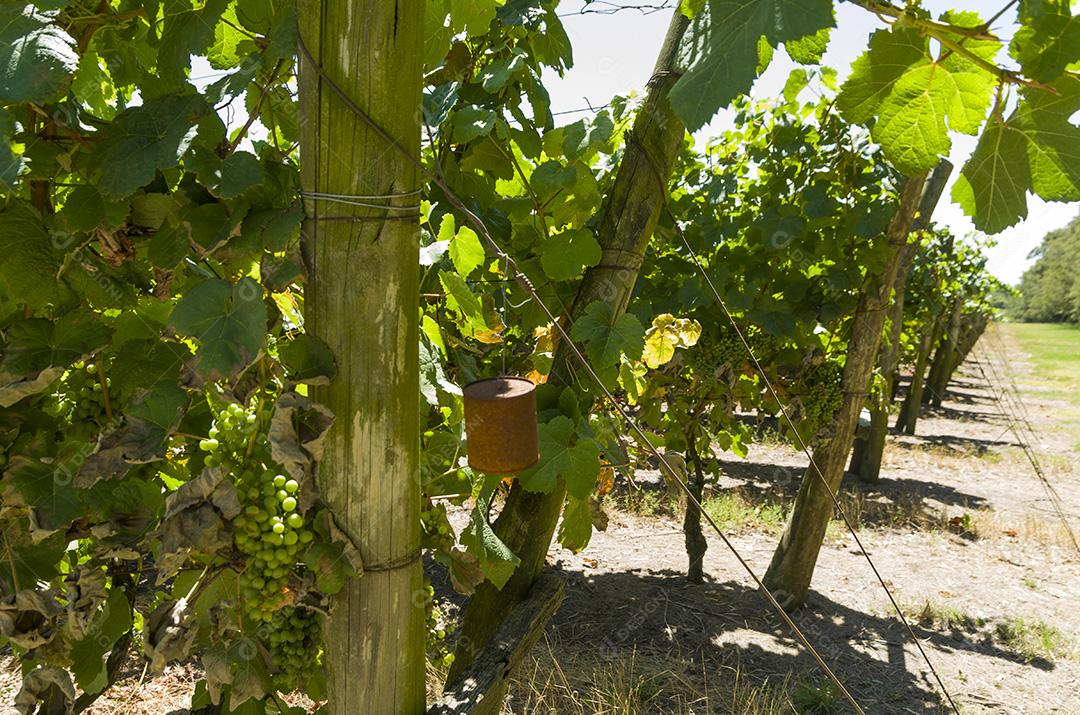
762 175 927 609
430 575 565 715
298 2 426 712
897 313 944 435
925 296 963 407
851 160 951 481
447 7 691 686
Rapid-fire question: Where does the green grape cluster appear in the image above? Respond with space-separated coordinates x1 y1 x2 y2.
421 579 454 668
687 324 745 376
53 362 111 426
796 359 844 438
745 327 783 361
420 501 454 553
198 403 314 623
268 606 322 690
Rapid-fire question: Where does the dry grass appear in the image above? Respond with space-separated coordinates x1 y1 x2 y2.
895 600 1080 665
500 639 806 715
427 632 825 714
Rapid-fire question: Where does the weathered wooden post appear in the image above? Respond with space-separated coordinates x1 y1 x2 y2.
851 160 952 481
763 174 927 609
298 1 426 711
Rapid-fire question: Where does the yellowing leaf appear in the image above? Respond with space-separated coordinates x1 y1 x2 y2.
642 314 702 368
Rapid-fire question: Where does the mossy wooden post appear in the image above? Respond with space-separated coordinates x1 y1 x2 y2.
298 2 425 712
896 314 942 434
762 174 927 609
448 8 690 684
925 296 963 407
851 160 951 482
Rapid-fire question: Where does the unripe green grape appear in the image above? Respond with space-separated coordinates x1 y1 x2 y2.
287 513 303 529
281 497 297 512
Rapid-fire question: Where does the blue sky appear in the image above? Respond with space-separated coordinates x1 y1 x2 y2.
545 1 1080 285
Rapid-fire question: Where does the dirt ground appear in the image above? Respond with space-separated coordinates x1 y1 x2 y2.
3 324 1077 714
481 323 1080 714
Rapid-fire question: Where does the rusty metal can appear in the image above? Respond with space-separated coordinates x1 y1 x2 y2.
462 376 539 475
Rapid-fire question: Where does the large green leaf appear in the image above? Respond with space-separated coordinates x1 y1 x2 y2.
158 0 231 86
539 228 601 281
838 19 997 175
460 499 519 589
69 590 132 694
0 310 113 379
569 301 645 369
448 221 486 277
167 277 267 380
953 76 1080 233
556 495 594 553
1010 0 1080 83
0 199 72 311
87 94 208 198
517 416 600 497
670 0 834 131
0 5 78 104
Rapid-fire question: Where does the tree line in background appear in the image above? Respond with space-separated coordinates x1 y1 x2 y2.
1012 214 1080 324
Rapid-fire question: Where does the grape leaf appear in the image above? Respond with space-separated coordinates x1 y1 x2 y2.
167 278 267 380
0 199 73 311
69 590 132 695
451 105 496 143
158 0 231 86
279 334 337 385
452 0 505 36
569 301 645 369
838 21 997 175
1011 0 1080 83
556 495 593 553
200 151 266 199
0 5 78 104
953 76 1080 233
642 314 702 368
786 27 830 65
669 0 835 131
87 94 208 198
0 310 112 380
227 637 272 708
449 224 486 277
479 50 527 93
55 186 129 233
539 228 601 281
439 269 482 318
517 416 600 498
460 501 520 589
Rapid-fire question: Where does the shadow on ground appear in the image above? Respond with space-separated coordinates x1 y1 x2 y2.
535 567 1052 714
713 458 991 516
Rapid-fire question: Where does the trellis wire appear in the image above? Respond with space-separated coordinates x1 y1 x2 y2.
670 219 961 715
296 30 867 714
968 328 1080 555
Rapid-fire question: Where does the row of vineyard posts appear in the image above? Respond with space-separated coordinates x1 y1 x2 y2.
0 0 1076 713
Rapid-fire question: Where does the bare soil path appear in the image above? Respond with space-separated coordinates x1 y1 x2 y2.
488 324 1080 713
